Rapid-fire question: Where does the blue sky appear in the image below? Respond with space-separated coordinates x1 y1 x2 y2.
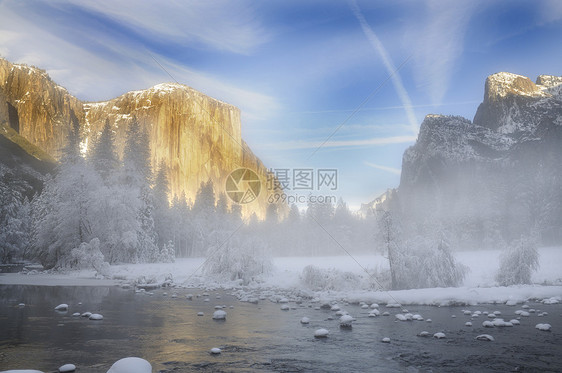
1 0 561 209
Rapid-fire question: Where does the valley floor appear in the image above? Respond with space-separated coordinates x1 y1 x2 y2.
1 247 561 306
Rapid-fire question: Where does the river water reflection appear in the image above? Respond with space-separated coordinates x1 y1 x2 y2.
0 285 561 372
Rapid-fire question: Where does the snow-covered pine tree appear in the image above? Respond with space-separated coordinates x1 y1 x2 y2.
170 191 192 257
229 203 242 225
118 117 158 262
191 180 217 256
123 117 152 187
90 119 119 182
266 202 278 223
153 161 172 249
31 109 100 268
158 240 175 263
192 180 215 214
0 168 30 263
216 192 229 216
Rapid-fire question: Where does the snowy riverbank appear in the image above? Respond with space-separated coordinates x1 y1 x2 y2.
1 247 561 306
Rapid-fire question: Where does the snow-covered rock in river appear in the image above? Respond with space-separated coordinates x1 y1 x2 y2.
81 312 91 318
482 321 494 328
210 348 221 354
314 328 329 338
475 334 495 341
212 310 226 320
433 332 446 339
418 331 430 337
395 313 407 321
197 312 204 316
106 357 152 373
368 309 380 317
491 318 509 327
300 317 310 324
280 305 290 311
58 364 76 372
381 337 391 343
542 297 560 305
339 315 354 328
386 303 401 308
465 322 472 327
535 323 552 331
89 313 103 320
54 304 68 311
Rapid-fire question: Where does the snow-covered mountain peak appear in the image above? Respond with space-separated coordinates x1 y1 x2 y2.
485 72 548 102
536 75 562 97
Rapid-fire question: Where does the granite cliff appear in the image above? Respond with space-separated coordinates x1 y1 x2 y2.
372 72 562 246
0 58 276 217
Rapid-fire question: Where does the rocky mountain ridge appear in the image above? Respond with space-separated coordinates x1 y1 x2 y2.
371 72 562 246
0 58 276 217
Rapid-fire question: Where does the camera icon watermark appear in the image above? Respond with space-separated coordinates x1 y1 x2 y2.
225 167 339 205
225 168 261 204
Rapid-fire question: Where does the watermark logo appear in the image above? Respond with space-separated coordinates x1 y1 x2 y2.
266 168 338 205
225 168 261 204
267 168 338 191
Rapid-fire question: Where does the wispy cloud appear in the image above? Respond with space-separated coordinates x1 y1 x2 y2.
140 55 280 121
0 1 279 121
409 0 479 106
364 161 401 175
349 0 418 135
261 135 417 151
67 0 270 55
540 0 562 24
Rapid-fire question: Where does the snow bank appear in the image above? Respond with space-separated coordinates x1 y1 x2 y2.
336 284 562 307
1 247 560 307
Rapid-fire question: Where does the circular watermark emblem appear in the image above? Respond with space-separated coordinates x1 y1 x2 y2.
225 168 261 204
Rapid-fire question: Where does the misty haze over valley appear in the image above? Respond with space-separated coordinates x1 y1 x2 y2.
0 1 561 372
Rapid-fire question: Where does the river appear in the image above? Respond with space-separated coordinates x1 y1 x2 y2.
1 285 561 372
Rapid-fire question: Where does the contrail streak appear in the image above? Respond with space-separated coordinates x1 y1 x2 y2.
349 0 418 135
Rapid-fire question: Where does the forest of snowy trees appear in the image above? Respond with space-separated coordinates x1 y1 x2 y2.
0 111 541 289
0 111 374 269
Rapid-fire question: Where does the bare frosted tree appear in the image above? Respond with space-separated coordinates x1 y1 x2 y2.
496 236 540 286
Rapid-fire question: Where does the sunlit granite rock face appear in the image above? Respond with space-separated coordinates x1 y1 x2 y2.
0 58 276 218
473 72 562 133
0 58 83 159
